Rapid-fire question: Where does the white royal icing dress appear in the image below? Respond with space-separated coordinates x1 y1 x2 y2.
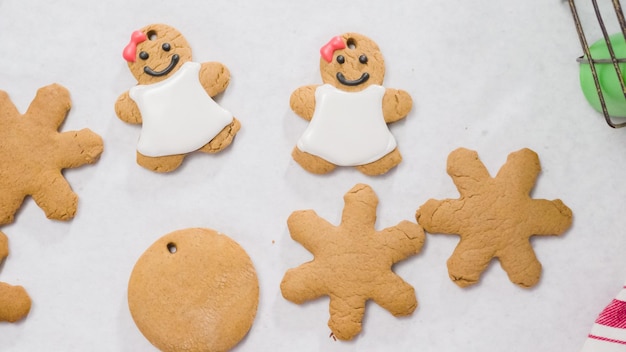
297 84 396 166
130 61 233 157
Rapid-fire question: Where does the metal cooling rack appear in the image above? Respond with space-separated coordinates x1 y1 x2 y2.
568 0 626 128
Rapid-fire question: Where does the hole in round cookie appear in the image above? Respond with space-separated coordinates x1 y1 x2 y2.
167 242 177 254
347 38 356 49
147 30 158 41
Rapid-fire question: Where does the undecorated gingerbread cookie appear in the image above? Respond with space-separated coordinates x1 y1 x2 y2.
0 84 103 225
416 148 573 288
128 228 258 352
116 23 241 173
0 231 31 323
290 33 413 175
281 184 424 340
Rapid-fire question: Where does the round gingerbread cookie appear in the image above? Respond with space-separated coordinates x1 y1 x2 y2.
128 228 259 352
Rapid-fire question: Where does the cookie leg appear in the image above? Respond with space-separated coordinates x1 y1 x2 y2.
371 272 417 316
198 118 241 154
0 282 31 323
291 147 336 174
280 263 326 303
328 295 366 341
0 190 25 225
136 151 185 173
498 240 542 288
447 239 496 288
31 174 78 221
355 148 402 176
56 129 104 167
0 234 31 323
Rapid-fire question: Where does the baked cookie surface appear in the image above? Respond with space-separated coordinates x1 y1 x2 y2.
281 184 424 340
116 23 240 173
128 228 258 352
0 231 31 323
0 84 103 225
416 148 573 288
290 33 412 175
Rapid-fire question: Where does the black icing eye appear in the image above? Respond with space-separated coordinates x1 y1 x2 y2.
359 54 368 64
162 43 171 52
336 55 345 64
139 51 149 60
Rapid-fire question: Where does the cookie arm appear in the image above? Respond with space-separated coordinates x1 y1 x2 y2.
378 220 425 263
495 148 541 196
382 88 412 123
55 129 104 168
447 238 496 288
527 199 573 236
199 62 230 97
416 199 464 234
26 84 71 130
370 271 417 316
340 184 378 229
328 294 367 340
447 148 491 197
280 262 327 303
0 183 26 226
0 282 31 323
287 210 336 254
115 91 142 124
290 85 317 121
31 171 78 221
0 90 20 120
498 238 542 288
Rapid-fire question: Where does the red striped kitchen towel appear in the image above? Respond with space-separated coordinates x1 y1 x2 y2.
581 283 626 351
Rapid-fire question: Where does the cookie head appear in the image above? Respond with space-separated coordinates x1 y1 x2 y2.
319 33 385 92
123 24 192 84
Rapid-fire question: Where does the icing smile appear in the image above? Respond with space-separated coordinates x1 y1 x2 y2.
144 54 180 77
336 72 370 86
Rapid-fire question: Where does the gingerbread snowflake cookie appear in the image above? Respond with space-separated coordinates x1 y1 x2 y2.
290 33 413 175
116 23 240 173
416 148 573 288
281 184 424 340
0 231 31 323
0 84 103 225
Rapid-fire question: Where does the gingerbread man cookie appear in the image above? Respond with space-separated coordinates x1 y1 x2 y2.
416 148 573 288
0 84 103 225
115 24 240 173
281 184 424 340
0 231 31 323
290 33 413 175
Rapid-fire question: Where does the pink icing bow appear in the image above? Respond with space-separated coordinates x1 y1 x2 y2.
123 30 147 62
320 36 346 63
